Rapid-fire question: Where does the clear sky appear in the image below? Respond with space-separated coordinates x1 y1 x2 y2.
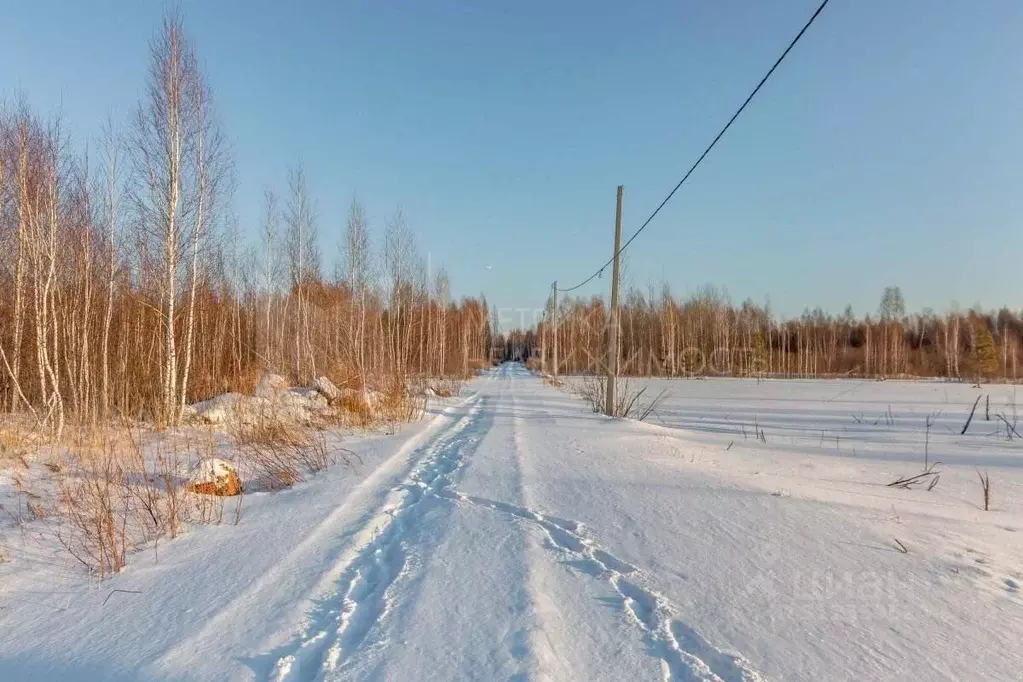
3 0 1022 326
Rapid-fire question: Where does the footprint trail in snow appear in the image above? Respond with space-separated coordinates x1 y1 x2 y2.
437 489 767 682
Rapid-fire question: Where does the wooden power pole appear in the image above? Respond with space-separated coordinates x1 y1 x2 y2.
540 310 546 375
552 281 559 380
605 185 624 416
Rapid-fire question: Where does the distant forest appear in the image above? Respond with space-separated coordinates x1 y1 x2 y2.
505 285 1020 382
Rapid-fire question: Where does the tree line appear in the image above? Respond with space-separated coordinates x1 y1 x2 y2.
0 11 491 437
525 284 1018 382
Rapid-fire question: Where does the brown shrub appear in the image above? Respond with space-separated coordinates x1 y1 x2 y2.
330 393 374 428
229 412 307 447
231 364 265 397
55 448 131 579
233 419 349 491
50 426 242 578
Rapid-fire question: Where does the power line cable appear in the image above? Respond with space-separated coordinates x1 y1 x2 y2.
557 0 832 294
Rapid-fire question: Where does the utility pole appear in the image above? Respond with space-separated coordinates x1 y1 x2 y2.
552 281 559 380
540 310 546 375
605 185 624 416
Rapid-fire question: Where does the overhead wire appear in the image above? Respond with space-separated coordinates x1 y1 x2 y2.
556 0 833 294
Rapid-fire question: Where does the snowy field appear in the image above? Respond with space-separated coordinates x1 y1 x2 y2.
2 365 1022 681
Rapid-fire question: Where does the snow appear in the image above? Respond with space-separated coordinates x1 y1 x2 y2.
191 391 248 424
280 387 329 413
1 365 1021 681
254 373 289 399
313 377 340 403
189 384 330 427
187 458 239 486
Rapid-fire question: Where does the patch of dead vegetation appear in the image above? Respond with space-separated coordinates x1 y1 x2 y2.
0 373 445 578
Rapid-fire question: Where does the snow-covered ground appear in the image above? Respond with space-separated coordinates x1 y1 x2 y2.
2 365 1021 681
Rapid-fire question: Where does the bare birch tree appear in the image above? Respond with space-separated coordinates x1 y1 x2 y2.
260 188 281 368
344 198 372 389
98 120 123 419
129 9 200 424
285 165 319 383
179 72 228 419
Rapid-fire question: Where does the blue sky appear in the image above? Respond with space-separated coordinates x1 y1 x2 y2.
3 0 1022 324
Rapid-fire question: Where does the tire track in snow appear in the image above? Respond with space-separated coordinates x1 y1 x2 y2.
268 397 488 681
435 488 766 682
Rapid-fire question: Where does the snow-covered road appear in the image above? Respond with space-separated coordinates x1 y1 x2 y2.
258 363 766 682
3 363 1021 681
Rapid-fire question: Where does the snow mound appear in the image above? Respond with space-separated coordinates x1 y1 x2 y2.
283 387 328 411
189 385 332 428
186 458 242 496
254 373 289 399
278 388 330 422
313 376 340 402
191 392 249 425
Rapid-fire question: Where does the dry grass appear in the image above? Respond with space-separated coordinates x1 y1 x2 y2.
575 375 669 421
978 469 992 511
319 381 427 431
381 390 427 434
0 373 431 577
335 393 375 427
428 378 463 398
238 429 354 491
332 365 367 392
230 410 355 491
230 364 265 398
1 416 42 468
55 446 131 578
40 425 242 577
229 411 307 446
577 375 605 414
6 466 36 526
